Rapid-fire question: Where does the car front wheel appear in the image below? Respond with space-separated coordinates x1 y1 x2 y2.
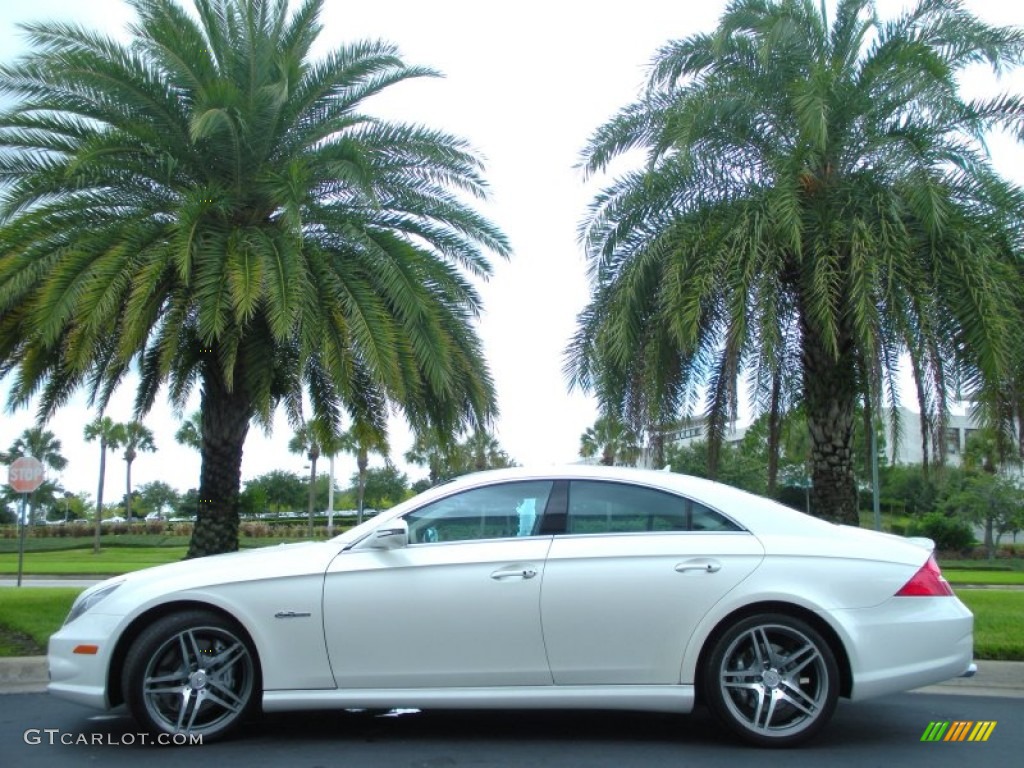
703 613 839 747
122 610 259 741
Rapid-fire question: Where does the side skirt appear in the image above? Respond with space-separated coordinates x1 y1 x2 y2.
263 685 695 714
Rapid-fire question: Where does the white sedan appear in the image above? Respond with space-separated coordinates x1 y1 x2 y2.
48 466 974 747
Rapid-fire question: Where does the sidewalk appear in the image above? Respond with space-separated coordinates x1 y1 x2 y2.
2 656 1022 696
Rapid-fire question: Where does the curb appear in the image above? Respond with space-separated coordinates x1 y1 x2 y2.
3 657 1023 697
911 659 1024 699
0 656 47 694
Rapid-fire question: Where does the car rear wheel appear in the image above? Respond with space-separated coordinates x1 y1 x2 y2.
122 610 258 741
703 613 838 747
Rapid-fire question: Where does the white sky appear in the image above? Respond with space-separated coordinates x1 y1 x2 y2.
1 0 1023 500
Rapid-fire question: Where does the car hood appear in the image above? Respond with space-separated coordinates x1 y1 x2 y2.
90 540 339 605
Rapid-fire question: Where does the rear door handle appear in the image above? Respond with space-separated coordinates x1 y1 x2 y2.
675 559 721 573
490 566 538 580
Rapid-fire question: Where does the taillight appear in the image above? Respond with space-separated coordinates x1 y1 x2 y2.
896 555 955 596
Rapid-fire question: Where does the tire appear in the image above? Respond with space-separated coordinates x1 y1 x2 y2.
702 613 839 748
122 610 259 742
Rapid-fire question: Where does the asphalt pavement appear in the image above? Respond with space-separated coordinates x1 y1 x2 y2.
3 690 1022 767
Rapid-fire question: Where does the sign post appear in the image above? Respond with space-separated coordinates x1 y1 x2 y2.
7 456 45 587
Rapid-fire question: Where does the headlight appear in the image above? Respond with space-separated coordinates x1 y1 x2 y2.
64 580 124 625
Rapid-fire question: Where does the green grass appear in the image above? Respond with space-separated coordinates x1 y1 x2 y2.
0 539 325 574
0 547 188 575
0 588 82 655
957 590 1024 661
0 535 191 554
943 569 1024 585
939 557 1024 572
0 534 322 555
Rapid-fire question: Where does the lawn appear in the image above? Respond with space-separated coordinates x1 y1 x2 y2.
0 547 188 575
942 569 1024 585
956 590 1024 661
0 588 81 655
0 538 318 575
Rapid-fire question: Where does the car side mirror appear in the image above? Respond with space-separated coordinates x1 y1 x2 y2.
367 519 408 550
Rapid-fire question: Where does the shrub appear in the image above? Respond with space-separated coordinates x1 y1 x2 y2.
907 513 975 553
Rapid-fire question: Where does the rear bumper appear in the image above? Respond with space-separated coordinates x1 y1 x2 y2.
828 595 974 701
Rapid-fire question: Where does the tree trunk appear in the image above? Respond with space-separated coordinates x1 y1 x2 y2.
649 425 666 470
306 449 318 539
187 368 252 558
93 441 106 554
766 370 782 495
601 446 614 466
125 450 135 521
802 323 860 525
356 448 368 524
327 454 335 535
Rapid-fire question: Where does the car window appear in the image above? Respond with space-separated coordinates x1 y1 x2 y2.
567 481 742 534
404 481 555 544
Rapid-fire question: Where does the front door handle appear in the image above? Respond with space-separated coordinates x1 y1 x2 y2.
490 566 538 580
675 559 722 573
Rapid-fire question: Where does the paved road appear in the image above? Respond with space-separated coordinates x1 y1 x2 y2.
1 691 1020 767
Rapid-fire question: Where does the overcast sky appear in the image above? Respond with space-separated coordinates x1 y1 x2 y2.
2 0 1023 500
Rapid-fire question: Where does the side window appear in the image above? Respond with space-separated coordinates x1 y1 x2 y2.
567 481 742 534
404 481 554 544
691 500 742 531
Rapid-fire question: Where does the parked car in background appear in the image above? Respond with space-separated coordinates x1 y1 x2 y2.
48 466 973 747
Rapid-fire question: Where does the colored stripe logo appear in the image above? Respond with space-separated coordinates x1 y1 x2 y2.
921 721 997 742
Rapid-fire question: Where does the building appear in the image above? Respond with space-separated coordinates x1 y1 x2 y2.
885 406 984 467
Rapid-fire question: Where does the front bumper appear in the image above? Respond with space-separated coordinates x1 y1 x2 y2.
47 612 124 711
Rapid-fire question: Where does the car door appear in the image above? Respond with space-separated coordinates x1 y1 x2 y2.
323 480 556 688
540 480 764 685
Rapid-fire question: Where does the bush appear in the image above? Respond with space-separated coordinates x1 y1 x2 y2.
907 513 975 552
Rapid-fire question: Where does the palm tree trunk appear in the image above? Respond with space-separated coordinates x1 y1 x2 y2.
188 369 251 558
125 453 134 521
766 369 782 495
356 449 368 524
327 454 335 535
306 454 318 538
93 441 106 554
802 323 859 525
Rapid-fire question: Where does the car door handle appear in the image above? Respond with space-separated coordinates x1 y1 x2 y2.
675 559 721 573
490 566 538 580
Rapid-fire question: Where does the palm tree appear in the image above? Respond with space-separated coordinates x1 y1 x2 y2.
405 429 458 487
461 429 514 472
4 426 68 526
120 421 156 521
289 419 328 538
579 414 641 467
568 0 1024 524
0 0 508 556
174 411 202 453
84 416 123 553
339 417 390 524
5 426 67 474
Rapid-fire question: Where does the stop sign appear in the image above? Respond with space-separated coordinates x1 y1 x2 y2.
7 456 45 494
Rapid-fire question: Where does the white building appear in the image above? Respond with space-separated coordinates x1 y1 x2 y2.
885 406 984 466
